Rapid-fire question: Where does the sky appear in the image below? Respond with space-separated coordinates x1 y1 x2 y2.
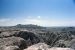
0 0 75 26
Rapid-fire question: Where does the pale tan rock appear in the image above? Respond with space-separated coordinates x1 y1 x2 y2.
24 43 49 50
49 47 74 50
4 46 20 50
0 37 27 50
24 43 74 50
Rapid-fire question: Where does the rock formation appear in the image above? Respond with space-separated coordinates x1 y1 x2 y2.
24 43 74 50
0 25 75 50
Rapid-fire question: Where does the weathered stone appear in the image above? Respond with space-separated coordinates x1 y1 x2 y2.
0 37 27 50
4 46 20 50
24 43 74 50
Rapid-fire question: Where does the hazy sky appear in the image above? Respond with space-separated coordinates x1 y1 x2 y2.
0 0 75 26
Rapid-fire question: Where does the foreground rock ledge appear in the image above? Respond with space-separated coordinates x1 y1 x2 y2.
0 37 27 50
24 43 74 50
4 46 20 50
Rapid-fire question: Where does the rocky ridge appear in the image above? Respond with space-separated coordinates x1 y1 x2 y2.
0 25 75 50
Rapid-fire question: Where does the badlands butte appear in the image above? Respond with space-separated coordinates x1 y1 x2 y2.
0 24 75 50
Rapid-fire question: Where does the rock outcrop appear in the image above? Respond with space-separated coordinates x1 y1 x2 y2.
24 43 74 50
0 30 40 50
0 31 17 38
0 30 40 46
4 46 20 50
24 43 50 50
14 31 40 46
0 37 27 50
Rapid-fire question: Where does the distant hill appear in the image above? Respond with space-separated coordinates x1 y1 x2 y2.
14 24 46 29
